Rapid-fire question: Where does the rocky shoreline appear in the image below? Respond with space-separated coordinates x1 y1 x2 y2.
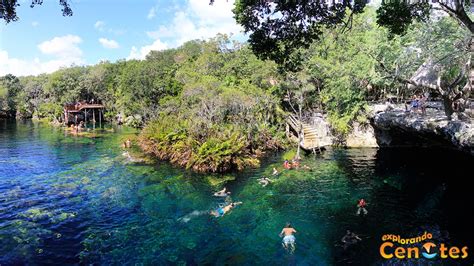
307 102 474 155
370 103 474 155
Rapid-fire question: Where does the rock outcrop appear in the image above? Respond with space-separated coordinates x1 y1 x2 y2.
370 103 474 155
302 103 473 154
346 122 378 147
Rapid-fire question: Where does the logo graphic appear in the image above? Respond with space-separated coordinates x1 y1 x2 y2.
421 242 437 259
380 232 469 260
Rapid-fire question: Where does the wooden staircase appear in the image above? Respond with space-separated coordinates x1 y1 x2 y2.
287 114 324 153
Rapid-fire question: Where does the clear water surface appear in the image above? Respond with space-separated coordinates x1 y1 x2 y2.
1 120 473 265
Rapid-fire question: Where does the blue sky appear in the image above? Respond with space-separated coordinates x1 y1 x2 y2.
0 0 244 76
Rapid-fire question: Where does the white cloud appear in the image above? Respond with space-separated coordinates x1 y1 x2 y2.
32 21 39 27
38 35 83 58
131 0 242 61
127 39 168 60
94 20 105 31
147 7 156 19
146 0 243 46
99 38 120 49
1 35 85 76
93 20 125 35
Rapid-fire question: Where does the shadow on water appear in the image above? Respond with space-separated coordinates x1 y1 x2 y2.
0 121 473 265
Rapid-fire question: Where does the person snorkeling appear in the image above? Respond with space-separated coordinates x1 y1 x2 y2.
210 202 242 217
341 230 362 250
279 222 297 253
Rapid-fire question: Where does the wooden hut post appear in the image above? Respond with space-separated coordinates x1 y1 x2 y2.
92 108 96 129
99 108 102 128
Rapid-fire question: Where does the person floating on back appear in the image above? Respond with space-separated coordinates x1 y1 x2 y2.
357 198 368 216
279 222 297 253
283 160 291 170
213 187 231 197
258 176 273 187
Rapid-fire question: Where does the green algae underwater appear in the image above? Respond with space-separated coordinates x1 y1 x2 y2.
1 120 473 265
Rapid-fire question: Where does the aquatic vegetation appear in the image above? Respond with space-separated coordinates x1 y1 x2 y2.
20 208 53 222
50 212 77 223
205 174 236 187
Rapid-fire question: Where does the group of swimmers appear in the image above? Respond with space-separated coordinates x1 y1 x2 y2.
208 173 369 254
69 121 85 133
283 159 312 171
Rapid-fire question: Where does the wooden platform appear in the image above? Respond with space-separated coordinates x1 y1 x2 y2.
64 103 105 125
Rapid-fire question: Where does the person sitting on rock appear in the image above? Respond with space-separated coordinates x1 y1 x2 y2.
410 95 419 112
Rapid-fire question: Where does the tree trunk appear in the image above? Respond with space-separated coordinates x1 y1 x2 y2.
464 34 473 98
442 94 454 120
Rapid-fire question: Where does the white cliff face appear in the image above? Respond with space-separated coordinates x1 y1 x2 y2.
309 113 334 147
346 122 379 148
307 113 378 147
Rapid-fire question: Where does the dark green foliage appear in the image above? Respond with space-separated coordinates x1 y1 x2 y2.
376 1 430 36
234 0 367 71
0 74 21 118
1 0 72 23
139 36 286 172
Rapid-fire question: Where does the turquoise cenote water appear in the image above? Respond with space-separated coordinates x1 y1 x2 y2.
1 120 473 265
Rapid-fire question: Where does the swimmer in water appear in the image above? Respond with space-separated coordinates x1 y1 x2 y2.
356 199 368 216
210 202 242 217
341 230 362 250
279 222 297 253
272 167 279 176
258 176 273 187
213 187 231 197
